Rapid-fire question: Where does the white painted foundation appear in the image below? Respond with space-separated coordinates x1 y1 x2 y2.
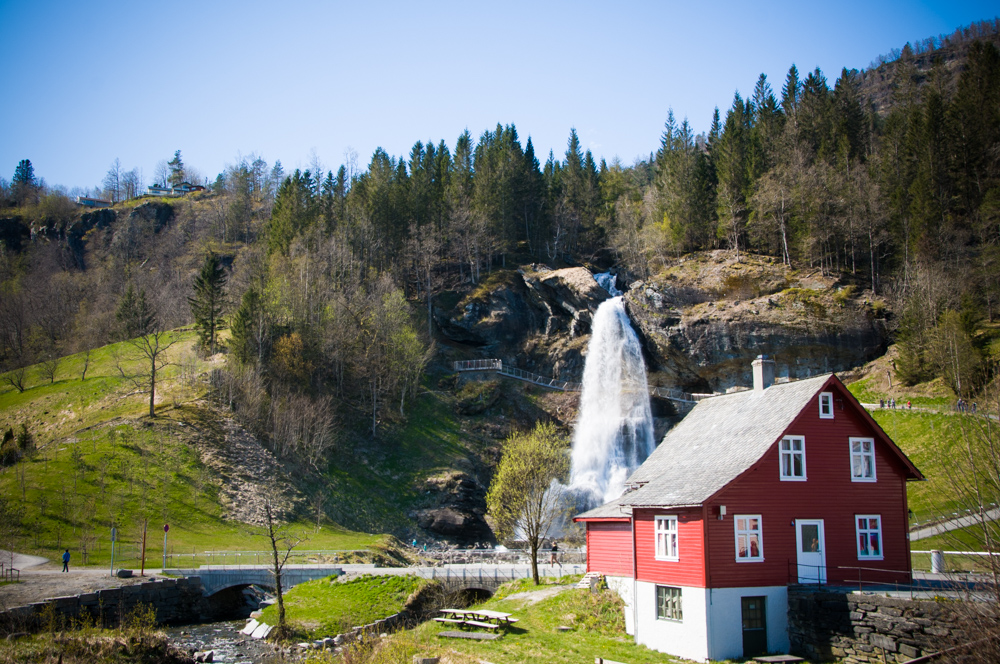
606 579 790 662
705 585 789 661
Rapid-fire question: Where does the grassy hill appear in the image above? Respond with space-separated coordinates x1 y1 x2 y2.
0 325 564 567
0 332 386 567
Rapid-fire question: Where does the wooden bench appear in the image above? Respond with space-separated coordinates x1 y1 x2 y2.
437 630 499 641
463 620 501 630
433 618 466 625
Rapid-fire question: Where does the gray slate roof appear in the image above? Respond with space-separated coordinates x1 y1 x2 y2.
575 374 833 520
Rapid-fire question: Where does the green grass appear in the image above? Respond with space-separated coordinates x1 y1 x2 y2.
865 408 983 522
359 580 785 664
261 574 429 639
847 374 955 409
0 331 384 568
322 380 475 534
911 525 1000 573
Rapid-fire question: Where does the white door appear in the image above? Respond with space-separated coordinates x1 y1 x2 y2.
795 519 826 584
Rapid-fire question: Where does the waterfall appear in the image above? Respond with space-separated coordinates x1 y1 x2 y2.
567 294 655 508
593 272 622 296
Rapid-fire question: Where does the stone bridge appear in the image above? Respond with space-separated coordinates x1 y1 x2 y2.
165 564 344 596
166 563 585 596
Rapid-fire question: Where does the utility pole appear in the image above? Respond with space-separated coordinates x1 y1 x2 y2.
162 523 169 570
140 519 148 576
110 526 117 577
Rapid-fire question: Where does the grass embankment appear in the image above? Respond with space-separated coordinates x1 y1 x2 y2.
343 579 727 664
260 574 430 640
0 333 382 567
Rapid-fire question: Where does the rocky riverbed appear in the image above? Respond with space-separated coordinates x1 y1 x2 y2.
163 620 288 664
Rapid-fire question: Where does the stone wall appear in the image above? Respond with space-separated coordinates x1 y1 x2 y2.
788 588 964 663
0 577 212 633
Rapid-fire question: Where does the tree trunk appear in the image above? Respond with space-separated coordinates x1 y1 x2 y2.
149 362 156 418
267 504 287 639
530 539 539 585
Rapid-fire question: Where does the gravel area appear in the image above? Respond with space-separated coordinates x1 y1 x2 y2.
0 564 166 610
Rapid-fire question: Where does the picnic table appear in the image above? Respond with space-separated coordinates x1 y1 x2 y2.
435 608 519 631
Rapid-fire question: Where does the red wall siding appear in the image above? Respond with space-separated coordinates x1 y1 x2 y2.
703 382 912 588
586 521 633 576
634 507 706 586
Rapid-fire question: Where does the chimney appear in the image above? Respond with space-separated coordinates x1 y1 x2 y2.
752 355 775 392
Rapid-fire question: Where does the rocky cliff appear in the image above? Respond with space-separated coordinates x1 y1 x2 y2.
435 252 889 394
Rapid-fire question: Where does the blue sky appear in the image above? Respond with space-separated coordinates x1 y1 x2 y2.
1 0 997 191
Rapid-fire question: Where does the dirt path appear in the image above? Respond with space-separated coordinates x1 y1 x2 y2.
504 584 570 605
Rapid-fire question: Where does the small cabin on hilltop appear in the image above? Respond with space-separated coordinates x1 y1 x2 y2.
574 357 923 661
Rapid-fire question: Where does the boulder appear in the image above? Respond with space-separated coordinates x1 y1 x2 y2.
414 506 492 542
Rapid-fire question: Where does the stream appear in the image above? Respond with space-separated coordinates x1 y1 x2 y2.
162 620 288 663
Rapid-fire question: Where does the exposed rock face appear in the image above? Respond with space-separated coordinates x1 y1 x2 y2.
0 217 29 251
67 208 117 265
128 200 174 231
623 254 889 392
436 253 889 395
413 470 493 545
434 266 609 379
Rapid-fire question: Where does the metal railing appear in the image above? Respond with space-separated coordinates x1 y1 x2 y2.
454 359 697 403
410 548 586 567
454 359 502 372
1 562 19 583
499 365 581 391
787 560 914 593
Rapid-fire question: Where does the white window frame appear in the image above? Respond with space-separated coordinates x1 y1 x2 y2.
779 436 807 481
856 515 883 560
656 585 683 621
735 515 764 562
819 391 834 419
850 437 877 482
655 515 679 561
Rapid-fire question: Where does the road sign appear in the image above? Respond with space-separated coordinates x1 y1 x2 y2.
163 524 169 533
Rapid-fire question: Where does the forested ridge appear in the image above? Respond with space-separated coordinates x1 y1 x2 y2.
2 19 1000 467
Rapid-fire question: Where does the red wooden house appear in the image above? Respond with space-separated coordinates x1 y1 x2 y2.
574 357 923 661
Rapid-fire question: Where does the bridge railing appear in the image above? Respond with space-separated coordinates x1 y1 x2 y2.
159 549 371 569
455 358 701 403
498 365 581 392
454 359 503 372
411 548 586 566
423 563 585 586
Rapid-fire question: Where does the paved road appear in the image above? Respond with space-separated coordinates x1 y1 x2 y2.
0 549 48 569
910 508 1000 541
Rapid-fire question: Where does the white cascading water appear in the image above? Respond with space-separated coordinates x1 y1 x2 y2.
567 277 655 508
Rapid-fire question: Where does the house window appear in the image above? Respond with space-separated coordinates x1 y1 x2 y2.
851 438 877 482
735 515 763 561
656 585 683 621
856 515 883 559
819 392 834 419
780 436 806 480
655 516 679 561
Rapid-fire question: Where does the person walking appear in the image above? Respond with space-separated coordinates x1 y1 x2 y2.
61 549 70 572
549 542 560 567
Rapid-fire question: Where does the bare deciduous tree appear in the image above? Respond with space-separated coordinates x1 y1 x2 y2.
260 499 306 641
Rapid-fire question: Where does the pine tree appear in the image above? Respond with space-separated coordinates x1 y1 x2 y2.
188 252 227 355
116 285 156 340
167 150 186 187
11 159 38 205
